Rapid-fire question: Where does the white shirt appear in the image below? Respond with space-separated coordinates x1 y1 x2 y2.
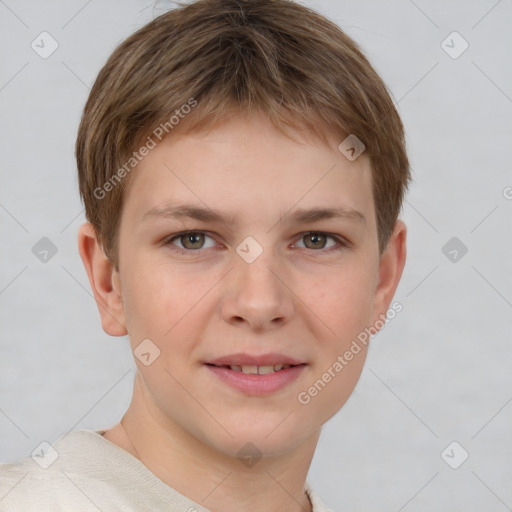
0 429 334 511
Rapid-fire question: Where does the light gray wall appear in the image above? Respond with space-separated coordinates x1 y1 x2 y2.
1 1 511 510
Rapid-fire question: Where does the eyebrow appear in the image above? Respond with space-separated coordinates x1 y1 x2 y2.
141 202 366 227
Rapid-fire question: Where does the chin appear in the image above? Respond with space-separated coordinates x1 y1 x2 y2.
193 414 319 462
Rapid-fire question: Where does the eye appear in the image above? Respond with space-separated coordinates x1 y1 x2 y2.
164 231 217 251
294 232 343 251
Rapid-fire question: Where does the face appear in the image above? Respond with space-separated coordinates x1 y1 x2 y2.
107 110 402 457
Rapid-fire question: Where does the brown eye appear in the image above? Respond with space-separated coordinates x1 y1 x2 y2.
295 232 340 251
303 232 328 249
180 232 205 249
165 231 216 251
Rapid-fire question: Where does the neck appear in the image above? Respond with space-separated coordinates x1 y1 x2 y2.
104 372 318 512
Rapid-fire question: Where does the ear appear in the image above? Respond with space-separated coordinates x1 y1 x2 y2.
77 222 127 336
370 220 407 326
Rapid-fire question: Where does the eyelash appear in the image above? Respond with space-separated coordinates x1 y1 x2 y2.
162 230 348 254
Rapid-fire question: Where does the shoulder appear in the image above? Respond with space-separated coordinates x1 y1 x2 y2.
0 431 131 511
305 481 336 512
0 458 92 511
0 429 207 512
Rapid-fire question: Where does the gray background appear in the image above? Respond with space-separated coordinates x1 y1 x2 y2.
1 0 511 510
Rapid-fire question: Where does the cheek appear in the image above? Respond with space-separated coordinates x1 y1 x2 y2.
121 258 198 327
304 349 368 427
299 262 377 339
294 269 373 424
120 259 218 366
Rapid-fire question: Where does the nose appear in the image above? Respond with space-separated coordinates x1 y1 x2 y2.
220 250 295 332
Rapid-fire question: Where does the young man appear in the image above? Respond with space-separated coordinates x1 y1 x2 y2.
0 0 409 510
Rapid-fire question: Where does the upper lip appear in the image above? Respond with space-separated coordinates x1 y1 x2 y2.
206 353 305 366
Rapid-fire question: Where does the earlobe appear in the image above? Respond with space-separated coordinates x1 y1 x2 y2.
77 222 128 337
371 220 407 327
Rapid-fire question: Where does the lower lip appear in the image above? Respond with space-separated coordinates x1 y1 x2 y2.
205 364 306 396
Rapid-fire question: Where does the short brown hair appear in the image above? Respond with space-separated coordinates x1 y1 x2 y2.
76 0 410 270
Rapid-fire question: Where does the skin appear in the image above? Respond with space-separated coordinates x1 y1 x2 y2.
78 110 406 512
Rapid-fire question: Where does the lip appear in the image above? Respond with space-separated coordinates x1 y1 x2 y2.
206 352 305 367
205 353 307 396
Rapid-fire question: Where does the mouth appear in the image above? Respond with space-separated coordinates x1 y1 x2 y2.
204 354 307 395
205 363 301 374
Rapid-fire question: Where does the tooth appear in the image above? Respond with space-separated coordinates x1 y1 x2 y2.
230 365 242 372
282 364 291 369
241 365 258 374
258 365 275 375
273 364 283 371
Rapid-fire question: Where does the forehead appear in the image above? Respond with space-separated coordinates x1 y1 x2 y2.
122 111 375 228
